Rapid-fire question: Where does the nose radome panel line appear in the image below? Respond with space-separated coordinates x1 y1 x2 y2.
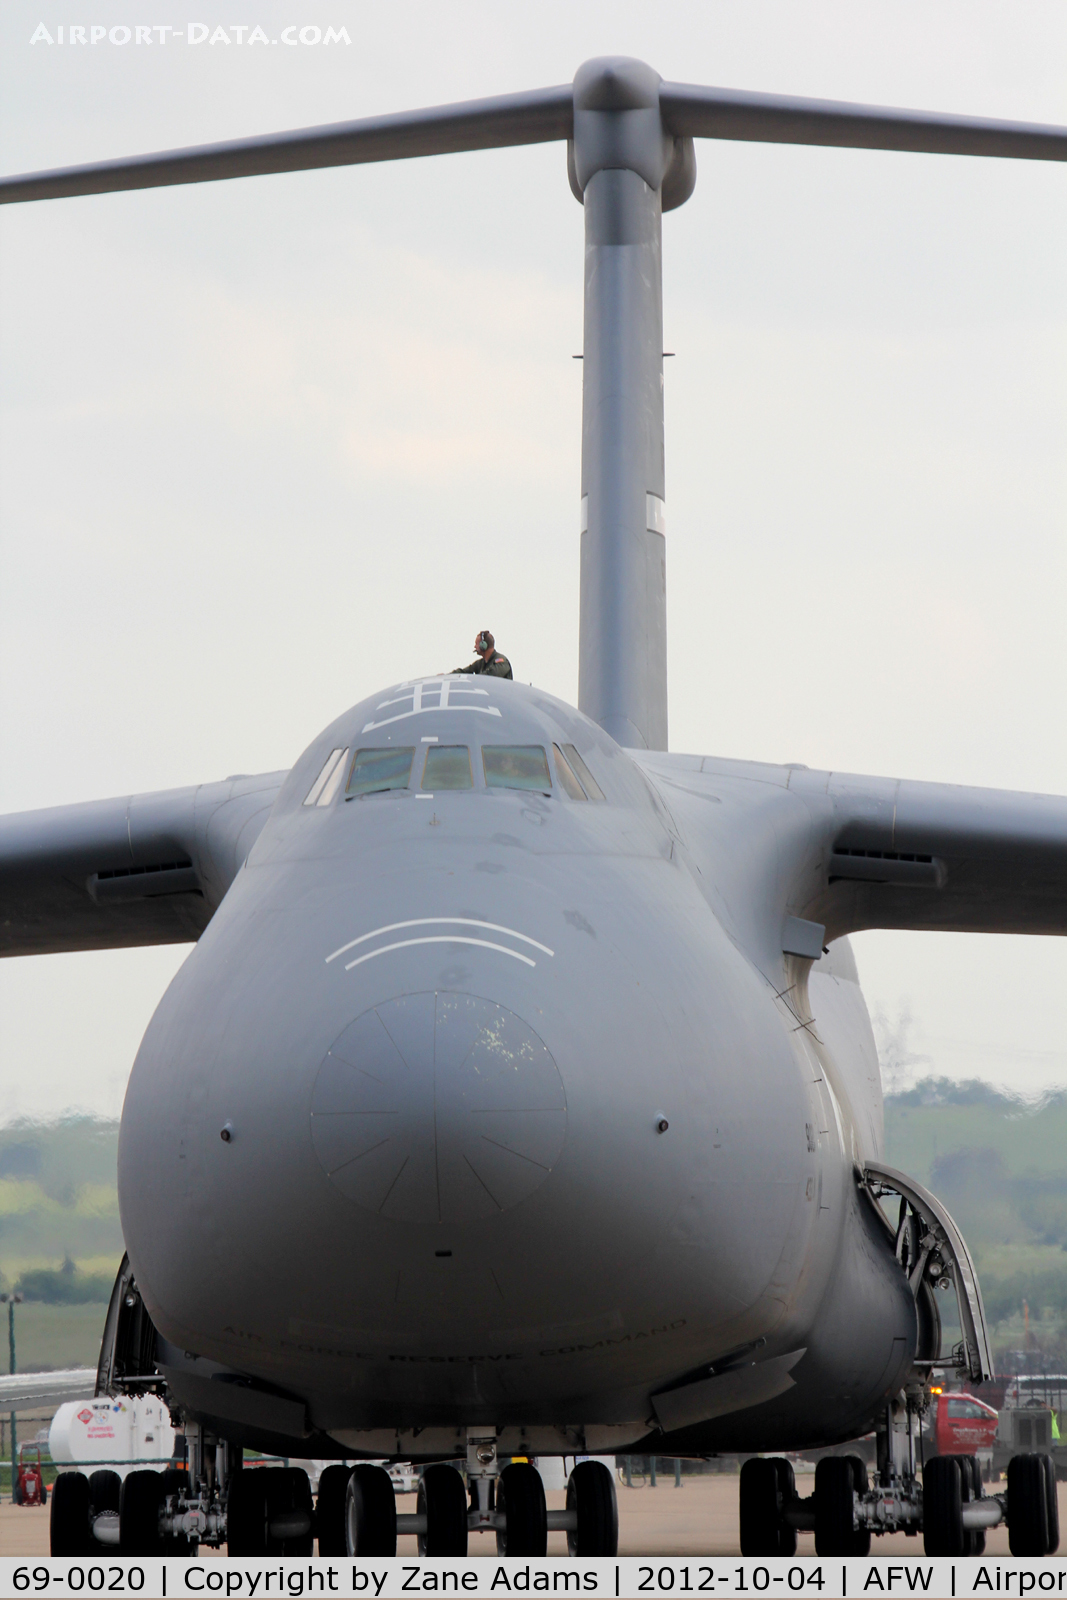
325 918 555 964
476 1133 553 1172
324 1135 395 1178
344 936 537 970
376 1154 412 1217
462 1153 504 1212
374 1008 416 1074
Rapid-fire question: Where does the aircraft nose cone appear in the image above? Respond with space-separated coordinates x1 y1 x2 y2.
310 992 567 1225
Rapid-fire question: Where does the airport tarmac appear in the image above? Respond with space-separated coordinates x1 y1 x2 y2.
0 1471 1048 1558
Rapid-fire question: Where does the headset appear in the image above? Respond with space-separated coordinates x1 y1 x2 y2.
475 630 494 655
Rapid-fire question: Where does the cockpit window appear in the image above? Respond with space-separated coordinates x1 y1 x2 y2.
552 745 587 801
422 745 473 791
346 747 414 798
303 747 349 807
561 743 605 801
482 745 552 793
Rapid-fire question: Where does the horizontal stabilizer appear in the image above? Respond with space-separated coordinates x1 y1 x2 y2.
0 87 572 204
3 73 1066 207
660 84 1067 162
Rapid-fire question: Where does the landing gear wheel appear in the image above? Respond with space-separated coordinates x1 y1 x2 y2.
1042 1454 1060 1554
228 1467 268 1556
844 1457 871 1556
50 1472 91 1556
160 1469 192 1555
740 1459 788 1556
773 1459 798 1557
119 1469 164 1557
951 1455 985 1557
815 1457 863 1557
417 1465 467 1556
317 1465 354 1556
496 1463 547 1556
88 1470 121 1520
346 1464 397 1557
923 1455 964 1556
566 1459 618 1556
267 1467 314 1556
1008 1453 1050 1556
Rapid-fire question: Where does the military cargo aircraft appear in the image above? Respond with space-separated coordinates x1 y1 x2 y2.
3 54 1067 1562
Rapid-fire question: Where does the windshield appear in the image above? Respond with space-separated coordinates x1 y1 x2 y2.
482 745 552 793
422 745 473 790
346 747 414 798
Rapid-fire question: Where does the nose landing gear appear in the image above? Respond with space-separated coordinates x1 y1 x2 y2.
341 1435 618 1557
418 1463 469 1555
496 1463 547 1556
346 1464 398 1556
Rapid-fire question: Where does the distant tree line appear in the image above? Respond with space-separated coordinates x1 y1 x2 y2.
15 1255 112 1304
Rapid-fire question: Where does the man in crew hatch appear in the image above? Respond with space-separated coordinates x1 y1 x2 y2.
452 630 513 679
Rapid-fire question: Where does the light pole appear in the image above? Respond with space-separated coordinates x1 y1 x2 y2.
1 1293 23 1503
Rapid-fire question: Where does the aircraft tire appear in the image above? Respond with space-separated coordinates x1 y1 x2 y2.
566 1460 618 1557
950 1455 985 1556
923 1455 965 1556
261 1466 314 1556
50 1471 92 1557
1042 1454 1060 1554
417 1464 467 1556
1008 1453 1050 1556
814 1457 859 1557
496 1462 547 1556
227 1466 269 1556
346 1464 397 1556
119 1469 164 1557
772 1458 798 1556
88 1469 122 1518
739 1459 781 1556
317 1464 354 1556
843 1456 871 1556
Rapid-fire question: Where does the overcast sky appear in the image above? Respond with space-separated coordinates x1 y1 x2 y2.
1 0 1066 1121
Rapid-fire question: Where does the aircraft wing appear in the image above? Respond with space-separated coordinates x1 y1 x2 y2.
0 772 285 957
809 767 1067 938
638 752 1067 944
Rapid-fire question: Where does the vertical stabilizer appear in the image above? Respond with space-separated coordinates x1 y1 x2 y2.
571 59 695 751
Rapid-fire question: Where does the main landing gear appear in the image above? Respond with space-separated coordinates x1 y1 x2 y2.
737 1442 1061 1558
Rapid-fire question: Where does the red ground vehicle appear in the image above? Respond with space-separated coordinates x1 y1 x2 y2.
15 1442 47 1507
928 1390 999 1457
